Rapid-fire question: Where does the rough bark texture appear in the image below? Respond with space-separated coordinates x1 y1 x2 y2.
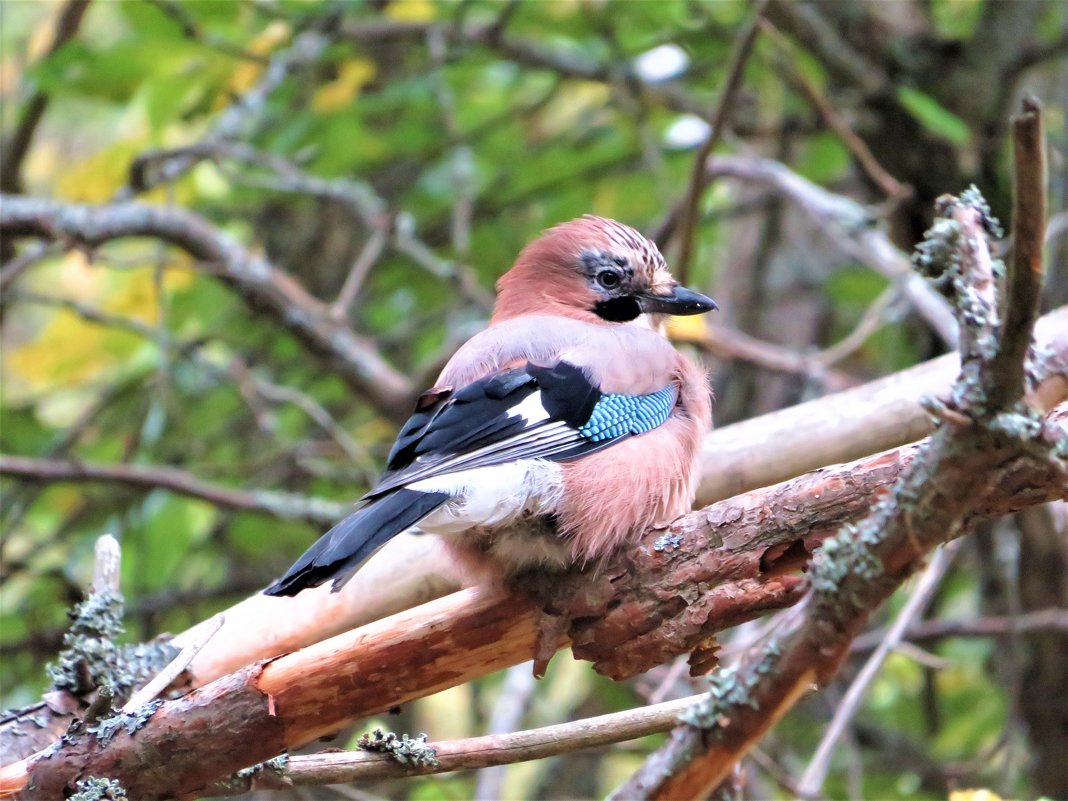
2 408 1063 798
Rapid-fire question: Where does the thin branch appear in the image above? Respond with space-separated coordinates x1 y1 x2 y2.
760 19 909 201
143 0 268 64
0 242 62 296
0 195 416 420
676 320 856 390
851 607 1068 652
91 534 122 596
0 455 346 526
0 0 92 194
701 154 959 345
985 96 1047 410
121 26 332 196
216 694 705 794
120 615 224 714
797 540 962 797
474 663 538 801
330 221 389 319
814 285 902 368
662 0 766 280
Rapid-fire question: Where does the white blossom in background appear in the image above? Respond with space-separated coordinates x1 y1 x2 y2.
632 44 689 83
664 114 712 150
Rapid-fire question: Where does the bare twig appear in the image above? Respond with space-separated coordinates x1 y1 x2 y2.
851 607 1068 652
760 19 908 200
473 663 538 801
815 285 902 367
985 96 1047 410
0 242 62 296
701 154 959 344
121 27 331 196
120 616 224 714
330 221 389 319
797 540 962 797
0 455 347 525
91 535 122 596
216 693 705 794
664 0 766 280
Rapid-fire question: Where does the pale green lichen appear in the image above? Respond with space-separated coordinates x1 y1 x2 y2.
47 592 124 694
653 533 683 552
234 754 290 781
677 639 784 736
809 519 884 599
69 777 127 800
358 729 439 768
86 701 162 745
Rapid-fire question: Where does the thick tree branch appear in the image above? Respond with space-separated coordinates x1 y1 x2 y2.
2 400 1063 798
0 195 415 419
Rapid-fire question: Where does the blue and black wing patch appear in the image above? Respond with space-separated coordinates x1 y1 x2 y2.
370 361 677 495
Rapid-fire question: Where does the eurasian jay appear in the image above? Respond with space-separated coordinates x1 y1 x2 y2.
266 215 714 596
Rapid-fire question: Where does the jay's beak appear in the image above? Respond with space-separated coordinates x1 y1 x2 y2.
636 285 718 316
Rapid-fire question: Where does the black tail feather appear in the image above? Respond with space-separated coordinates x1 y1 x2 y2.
264 488 451 597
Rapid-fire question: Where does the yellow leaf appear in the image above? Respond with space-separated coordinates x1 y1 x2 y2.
55 141 145 203
221 20 292 102
7 308 112 388
667 314 710 345
384 0 437 23
949 791 1008 801
312 58 377 114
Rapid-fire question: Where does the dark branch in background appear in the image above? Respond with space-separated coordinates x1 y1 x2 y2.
0 0 92 194
759 19 910 201
0 455 346 526
667 0 767 283
130 142 493 311
850 607 1068 652
703 154 959 344
143 0 269 64
0 196 416 420
613 100 1057 800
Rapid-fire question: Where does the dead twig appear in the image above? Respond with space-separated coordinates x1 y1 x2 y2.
659 0 767 279
120 616 224 714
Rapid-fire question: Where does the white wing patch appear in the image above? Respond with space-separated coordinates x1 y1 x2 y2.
509 391 552 425
413 459 564 535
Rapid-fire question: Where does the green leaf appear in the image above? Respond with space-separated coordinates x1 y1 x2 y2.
896 87 970 146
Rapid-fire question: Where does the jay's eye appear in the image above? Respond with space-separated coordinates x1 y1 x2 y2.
597 270 621 289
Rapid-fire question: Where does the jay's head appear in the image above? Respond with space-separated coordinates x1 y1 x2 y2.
494 215 717 325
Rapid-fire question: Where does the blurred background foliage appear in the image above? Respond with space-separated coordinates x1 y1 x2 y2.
1 0 1065 799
